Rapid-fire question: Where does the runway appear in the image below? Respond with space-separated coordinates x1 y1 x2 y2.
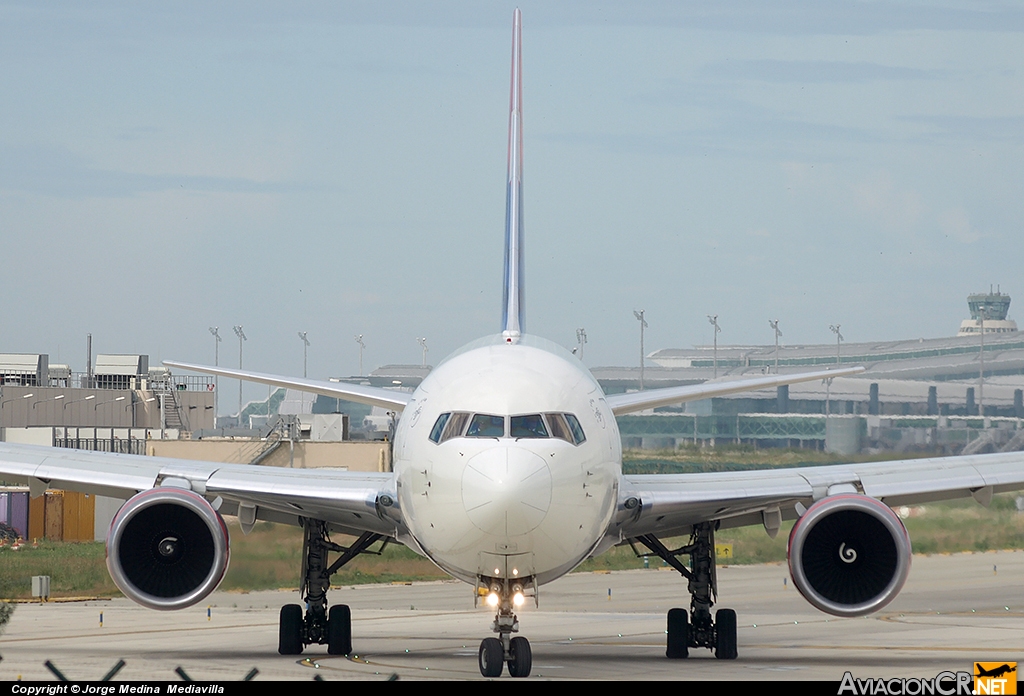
1 550 1021 681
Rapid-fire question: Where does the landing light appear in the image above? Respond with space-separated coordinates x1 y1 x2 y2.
513 592 525 607
486 592 499 607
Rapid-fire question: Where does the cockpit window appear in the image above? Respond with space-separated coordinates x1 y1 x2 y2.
511 414 548 439
466 413 505 438
428 413 451 443
544 413 572 442
428 411 584 445
439 412 471 443
564 413 586 445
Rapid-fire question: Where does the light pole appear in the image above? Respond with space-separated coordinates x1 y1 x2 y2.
634 310 647 390
298 331 310 378
93 397 125 413
233 325 246 419
127 396 157 428
707 315 720 378
417 337 428 367
0 392 33 427
978 303 988 417
829 324 843 365
209 327 221 419
355 335 365 376
575 328 587 361
769 319 782 374
32 394 64 424
62 394 95 427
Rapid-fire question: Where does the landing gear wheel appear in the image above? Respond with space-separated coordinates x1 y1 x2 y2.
714 608 737 660
507 636 532 678
278 604 304 655
666 608 689 659
327 604 352 656
479 637 504 678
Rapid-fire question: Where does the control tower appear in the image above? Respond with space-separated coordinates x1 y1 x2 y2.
957 287 1017 336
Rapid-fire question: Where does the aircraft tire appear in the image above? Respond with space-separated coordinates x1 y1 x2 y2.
715 608 738 660
279 604 304 655
479 637 504 678
507 636 532 677
666 608 689 658
327 604 352 655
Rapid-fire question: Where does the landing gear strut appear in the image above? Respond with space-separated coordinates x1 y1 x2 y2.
633 521 738 660
477 577 533 678
278 519 386 656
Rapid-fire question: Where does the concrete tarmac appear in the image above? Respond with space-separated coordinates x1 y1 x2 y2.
1 550 1021 681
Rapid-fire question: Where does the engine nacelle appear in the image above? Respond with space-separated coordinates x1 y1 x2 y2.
787 494 910 617
107 488 230 610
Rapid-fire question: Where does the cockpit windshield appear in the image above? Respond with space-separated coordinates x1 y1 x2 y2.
429 411 585 445
467 413 505 438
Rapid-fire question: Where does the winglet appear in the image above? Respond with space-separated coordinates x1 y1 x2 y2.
501 8 525 342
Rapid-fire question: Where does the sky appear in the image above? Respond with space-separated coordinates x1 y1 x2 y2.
2 1 1023 413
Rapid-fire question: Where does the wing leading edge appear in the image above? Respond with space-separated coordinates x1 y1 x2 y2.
0 442 401 538
612 450 1024 541
605 365 866 415
163 360 411 411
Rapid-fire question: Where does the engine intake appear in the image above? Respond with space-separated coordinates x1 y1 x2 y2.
107 488 230 610
787 494 910 617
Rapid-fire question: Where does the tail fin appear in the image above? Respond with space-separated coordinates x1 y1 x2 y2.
502 8 525 341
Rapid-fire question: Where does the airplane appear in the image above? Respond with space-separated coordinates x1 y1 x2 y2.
2 8 1024 680
975 664 1017 679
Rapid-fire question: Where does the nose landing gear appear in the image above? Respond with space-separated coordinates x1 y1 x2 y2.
477 577 534 678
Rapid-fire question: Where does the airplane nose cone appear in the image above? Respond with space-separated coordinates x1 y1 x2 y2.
462 446 551 537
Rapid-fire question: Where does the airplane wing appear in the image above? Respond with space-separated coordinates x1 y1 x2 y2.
612 450 1024 540
0 442 402 538
163 360 411 411
605 366 866 415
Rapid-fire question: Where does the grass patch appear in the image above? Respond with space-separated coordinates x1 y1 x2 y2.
622 444 933 475
0 541 119 599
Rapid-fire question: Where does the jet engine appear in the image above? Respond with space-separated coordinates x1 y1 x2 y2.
106 488 230 610
787 494 910 617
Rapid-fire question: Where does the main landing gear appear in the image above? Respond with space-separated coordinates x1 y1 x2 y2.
278 519 387 656
632 521 738 660
476 577 533 678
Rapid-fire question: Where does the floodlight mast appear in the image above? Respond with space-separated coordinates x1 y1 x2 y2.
575 328 587 361
298 332 310 378
417 337 428 367
829 324 843 365
233 326 246 419
707 315 720 378
634 310 648 390
209 327 222 418
768 319 782 374
978 303 988 417
355 335 366 376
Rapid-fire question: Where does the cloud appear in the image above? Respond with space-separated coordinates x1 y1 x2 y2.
703 59 944 84
0 144 309 199
851 172 925 231
937 207 981 243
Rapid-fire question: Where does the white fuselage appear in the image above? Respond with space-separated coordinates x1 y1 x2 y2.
392 334 621 586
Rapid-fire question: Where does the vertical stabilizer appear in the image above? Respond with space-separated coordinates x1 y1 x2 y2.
502 8 525 341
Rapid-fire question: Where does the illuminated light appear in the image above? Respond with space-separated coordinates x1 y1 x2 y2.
495 568 500 575
487 592 500 607
513 592 524 607
512 568 518 576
